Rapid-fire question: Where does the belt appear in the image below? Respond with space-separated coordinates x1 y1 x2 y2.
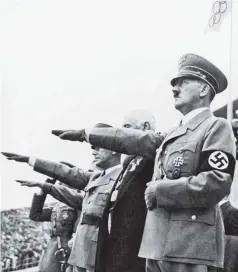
80 213 101 226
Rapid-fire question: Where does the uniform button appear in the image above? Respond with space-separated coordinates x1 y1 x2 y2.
164 151 168 155
88 201 91 204
191 215 196 220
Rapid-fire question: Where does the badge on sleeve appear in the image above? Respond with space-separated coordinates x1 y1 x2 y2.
199 149 236 178
208 151 229 170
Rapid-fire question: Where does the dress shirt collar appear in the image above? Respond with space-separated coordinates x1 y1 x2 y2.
181 107 209 126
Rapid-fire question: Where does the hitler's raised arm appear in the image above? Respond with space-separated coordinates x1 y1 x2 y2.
52 127 164 159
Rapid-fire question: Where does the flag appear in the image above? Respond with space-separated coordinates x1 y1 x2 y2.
205 0 232 33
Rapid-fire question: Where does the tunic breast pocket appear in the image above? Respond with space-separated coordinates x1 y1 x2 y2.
165 141 197 177
95 192 109 206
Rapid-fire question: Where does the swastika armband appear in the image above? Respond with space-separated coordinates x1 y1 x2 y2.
199 150 236 178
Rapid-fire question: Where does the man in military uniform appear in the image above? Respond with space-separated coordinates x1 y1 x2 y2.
28 177 78 272
2 124 122 272
52 54 236 272
14 161 82 272
15 162 103 272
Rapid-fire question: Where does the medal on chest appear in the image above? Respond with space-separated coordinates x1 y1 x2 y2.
173 156 184 167
172 156 184 179
128 157 143 172
62 212 68 220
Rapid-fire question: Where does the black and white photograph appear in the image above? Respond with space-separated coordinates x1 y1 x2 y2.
0 0 238 272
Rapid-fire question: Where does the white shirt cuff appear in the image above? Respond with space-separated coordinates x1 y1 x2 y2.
28 157 36 167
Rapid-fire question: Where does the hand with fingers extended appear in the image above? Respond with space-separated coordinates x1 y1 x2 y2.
15 179 44 188
1 152 29 163
52 129 86 142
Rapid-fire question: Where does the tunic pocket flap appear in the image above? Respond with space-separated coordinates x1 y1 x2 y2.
170 208 215 225
168 141 197 154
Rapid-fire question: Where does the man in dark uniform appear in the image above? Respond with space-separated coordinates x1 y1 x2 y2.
53 54 236 272
103 110 156 272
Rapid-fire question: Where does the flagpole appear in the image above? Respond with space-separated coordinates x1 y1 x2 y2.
227 0 233 123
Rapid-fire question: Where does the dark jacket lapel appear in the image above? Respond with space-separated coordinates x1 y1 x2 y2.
114 156 146 205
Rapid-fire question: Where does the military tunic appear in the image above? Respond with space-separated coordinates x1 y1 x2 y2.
30 193 77 272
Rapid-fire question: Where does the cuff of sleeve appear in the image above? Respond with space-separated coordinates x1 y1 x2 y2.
42 183 53 194
34 188 46 196
84 128 92 142
28 157 37 167
156 178 190 208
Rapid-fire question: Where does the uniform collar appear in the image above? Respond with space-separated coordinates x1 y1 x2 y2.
85 164 121 191
163 108 212 144
181 107 209 126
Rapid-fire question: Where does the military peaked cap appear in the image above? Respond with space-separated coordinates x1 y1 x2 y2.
171 53 228 94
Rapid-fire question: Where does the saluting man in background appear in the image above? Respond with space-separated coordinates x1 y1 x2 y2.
2 123 122 272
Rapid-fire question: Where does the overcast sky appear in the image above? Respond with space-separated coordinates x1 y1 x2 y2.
1 0 238 210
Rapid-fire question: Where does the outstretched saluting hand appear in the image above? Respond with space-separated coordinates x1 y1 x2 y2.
1 152 29 163
15 179 43 188
52 129 86 142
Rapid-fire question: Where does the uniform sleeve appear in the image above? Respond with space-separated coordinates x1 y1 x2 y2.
33 158 90 190
221 201 238 235
155 118 236 209
42 183 83 210
29 193 52 221
89 127 164 159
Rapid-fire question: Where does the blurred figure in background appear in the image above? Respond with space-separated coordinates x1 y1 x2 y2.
25 176 79 272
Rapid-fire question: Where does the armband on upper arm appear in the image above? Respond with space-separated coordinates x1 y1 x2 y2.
199 150 236 178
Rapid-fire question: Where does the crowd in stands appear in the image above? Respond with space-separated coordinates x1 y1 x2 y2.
1 206 53 271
